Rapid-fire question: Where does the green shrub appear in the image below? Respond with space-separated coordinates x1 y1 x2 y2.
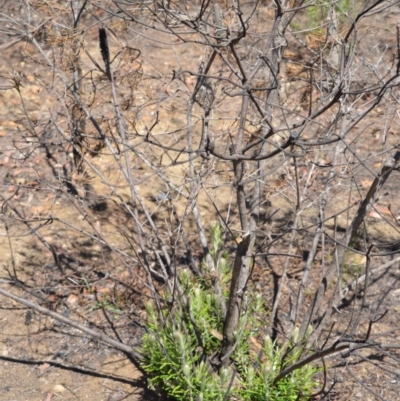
238 332 318 401
300 0 359 30
141 223 319 400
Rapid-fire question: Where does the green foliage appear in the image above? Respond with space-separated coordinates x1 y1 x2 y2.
141 223 319 401
342 261 362 278
303 0 359 29
238 330 318 401
86 293 123 317
341 251 364 287
141 272 228 400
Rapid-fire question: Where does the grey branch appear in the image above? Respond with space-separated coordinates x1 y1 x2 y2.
0 286 143 361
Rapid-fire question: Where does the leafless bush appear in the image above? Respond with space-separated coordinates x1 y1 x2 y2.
1 0 400 399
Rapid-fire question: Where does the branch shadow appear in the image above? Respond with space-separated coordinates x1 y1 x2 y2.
0 355 173 400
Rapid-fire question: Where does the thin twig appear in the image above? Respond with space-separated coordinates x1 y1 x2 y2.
0 286 143 361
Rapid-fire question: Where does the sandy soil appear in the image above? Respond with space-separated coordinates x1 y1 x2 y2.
1 2 400 401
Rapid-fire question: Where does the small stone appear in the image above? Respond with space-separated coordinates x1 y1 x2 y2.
53 384 67 393
66 294 79 306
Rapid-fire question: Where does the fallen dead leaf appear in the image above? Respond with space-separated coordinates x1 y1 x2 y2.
96 287 112 295
66 294 79 306
368 204 391 219
42 390 54 401
39 362 51 374
210 329 223 341
30 205 47 215
249 336 262 353
361 179 373 188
